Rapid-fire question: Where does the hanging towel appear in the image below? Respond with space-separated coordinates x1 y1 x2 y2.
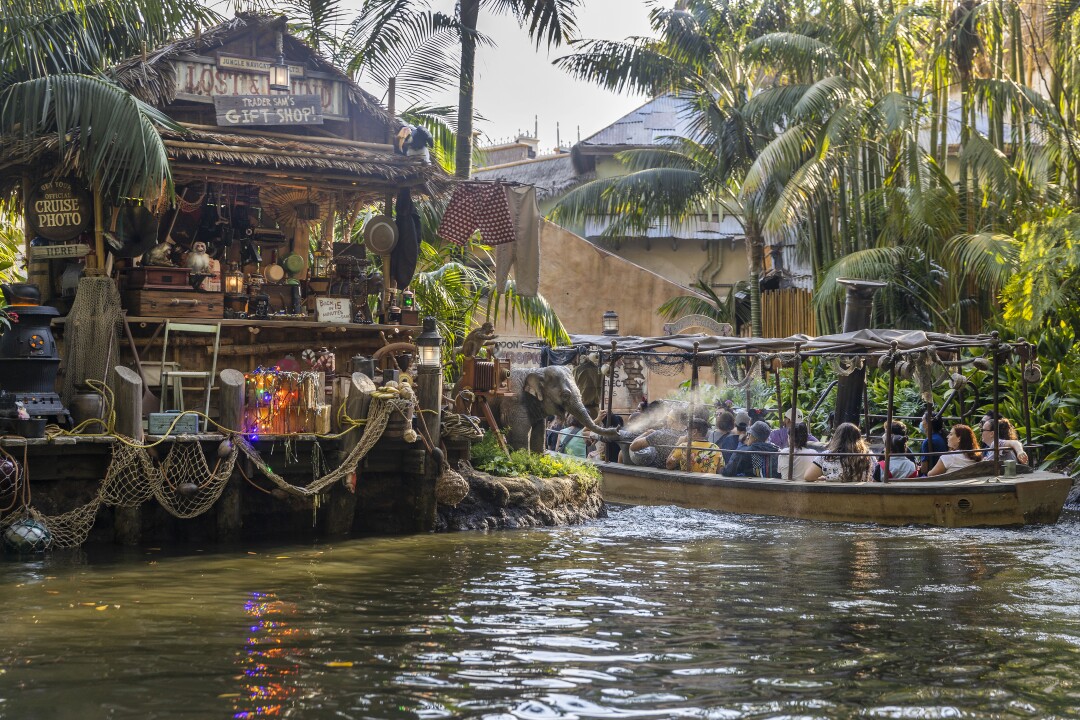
438 183 516 246
494 184 541 296
393 187 421 289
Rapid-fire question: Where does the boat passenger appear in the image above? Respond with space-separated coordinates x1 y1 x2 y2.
721 421 780 478
805 422 875 483
734 410 752 442
545 415 564 452
778 422 819 481
926 424 983 476
880 421 918 480
769 409 818 449
707 410 742 463
667 418 724 473
556 415 588 458
918 416 948 475
596 410 625 462
627 410 686 469
981 417 1029 465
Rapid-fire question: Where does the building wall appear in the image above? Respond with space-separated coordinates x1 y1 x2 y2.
490 220 700 406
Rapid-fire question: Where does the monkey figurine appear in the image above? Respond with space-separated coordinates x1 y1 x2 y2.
459 322 497 358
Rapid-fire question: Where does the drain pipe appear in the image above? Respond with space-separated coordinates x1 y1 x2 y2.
832 278 885 430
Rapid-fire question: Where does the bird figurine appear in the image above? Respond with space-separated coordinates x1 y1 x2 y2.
185 241 212 274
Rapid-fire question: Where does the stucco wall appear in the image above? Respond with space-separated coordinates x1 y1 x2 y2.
492 220 701 403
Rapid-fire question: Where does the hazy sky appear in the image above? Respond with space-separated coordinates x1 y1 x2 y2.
351 1 658 153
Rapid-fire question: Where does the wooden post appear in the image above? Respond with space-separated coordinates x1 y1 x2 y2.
606 340 617 422
113 365 144 441
325 373 370 536
787 344 801 482
883 343 897 483
92 185 105 270
416 366 442 446
112 365 143 545
218 369 245 433
215 369 245 541
1019 338 1033 450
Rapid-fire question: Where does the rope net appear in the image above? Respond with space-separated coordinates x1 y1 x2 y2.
61 275 124 406
0 397 412 548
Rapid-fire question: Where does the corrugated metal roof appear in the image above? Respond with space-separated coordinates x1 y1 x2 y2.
472 154 592 201
579 94 697 148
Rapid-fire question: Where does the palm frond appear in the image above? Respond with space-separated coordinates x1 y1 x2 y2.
944 232 1020 290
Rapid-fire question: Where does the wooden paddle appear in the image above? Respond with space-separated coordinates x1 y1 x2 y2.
121 313 159 414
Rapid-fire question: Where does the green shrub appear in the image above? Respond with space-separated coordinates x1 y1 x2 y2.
470 432 600 488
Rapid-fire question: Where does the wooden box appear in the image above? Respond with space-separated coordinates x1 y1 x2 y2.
148 411 200 435
125 289 224 318
126 267 192 290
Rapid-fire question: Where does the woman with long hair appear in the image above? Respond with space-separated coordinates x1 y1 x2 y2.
927 424 983 476
804 423 874 483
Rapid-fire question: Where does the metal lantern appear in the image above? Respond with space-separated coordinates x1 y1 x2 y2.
312 251 329 279
269 32 290 91
224 264 245 295
416 316 442 368
602 310 619 335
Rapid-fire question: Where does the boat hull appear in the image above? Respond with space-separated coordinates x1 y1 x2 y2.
597 461 1073 527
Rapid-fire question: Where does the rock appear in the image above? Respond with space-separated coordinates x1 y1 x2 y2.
435 461 606 532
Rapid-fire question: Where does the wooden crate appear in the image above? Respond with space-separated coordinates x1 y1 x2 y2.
125 289 224 318
126 267 192 290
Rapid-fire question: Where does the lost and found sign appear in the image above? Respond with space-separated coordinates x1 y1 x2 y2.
213 94 324 127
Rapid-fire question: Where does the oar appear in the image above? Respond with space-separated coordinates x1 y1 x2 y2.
122 313 160 414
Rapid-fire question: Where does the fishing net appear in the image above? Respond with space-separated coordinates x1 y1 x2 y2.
0 397 413 548
642 353 690 376
61 275 124 406
714 355 761 389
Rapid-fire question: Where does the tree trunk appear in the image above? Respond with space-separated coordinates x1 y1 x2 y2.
455 0 480 179
746 225 764 338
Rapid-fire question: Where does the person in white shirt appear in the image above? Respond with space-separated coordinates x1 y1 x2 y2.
927 424 983 476
779 423 819 481
980 417 1029 465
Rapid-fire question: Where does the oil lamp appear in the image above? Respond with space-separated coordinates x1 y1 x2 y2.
602 310 619 335
415 317 442 368
269 32 290 92
224 263 245 295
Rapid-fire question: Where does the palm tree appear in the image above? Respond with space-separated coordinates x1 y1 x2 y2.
552 0 789 336
353 0 580 178
0 0 219 201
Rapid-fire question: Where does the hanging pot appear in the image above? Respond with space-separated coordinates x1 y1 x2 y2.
363 215 398 254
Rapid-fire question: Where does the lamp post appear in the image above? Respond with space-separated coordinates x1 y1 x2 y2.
602 310 619 335
414 316 443 451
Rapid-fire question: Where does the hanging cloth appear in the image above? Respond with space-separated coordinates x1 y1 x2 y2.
393 188 422 289
540 346 581 367
494 184 541 296
437 183 516 246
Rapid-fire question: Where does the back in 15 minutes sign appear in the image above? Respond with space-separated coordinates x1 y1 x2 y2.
213 94 324 127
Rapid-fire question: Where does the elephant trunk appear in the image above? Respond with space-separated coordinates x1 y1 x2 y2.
565 397 620 441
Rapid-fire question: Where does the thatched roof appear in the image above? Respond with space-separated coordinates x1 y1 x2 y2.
472 153 592 201
110 13 394 134
161 125 449 196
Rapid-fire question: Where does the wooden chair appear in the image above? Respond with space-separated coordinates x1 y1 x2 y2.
158 320 222 432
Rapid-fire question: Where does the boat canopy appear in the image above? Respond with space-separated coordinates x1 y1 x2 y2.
568 329 999 357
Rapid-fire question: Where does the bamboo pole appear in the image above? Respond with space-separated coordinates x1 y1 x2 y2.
178 123 395 152
991 332 1001 474
92 185 105 270
687 343 698 471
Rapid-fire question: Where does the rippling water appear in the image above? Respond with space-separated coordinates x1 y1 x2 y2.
3 505 1080 719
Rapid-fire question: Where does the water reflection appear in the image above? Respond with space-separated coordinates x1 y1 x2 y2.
1 507 1079 718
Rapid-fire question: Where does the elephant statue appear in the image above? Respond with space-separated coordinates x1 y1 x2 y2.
496 366 621 453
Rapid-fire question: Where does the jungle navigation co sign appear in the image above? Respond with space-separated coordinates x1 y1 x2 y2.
214 94 324 127
26 178 92 242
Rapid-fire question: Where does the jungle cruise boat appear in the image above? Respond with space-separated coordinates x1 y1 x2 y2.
567 283 1074 529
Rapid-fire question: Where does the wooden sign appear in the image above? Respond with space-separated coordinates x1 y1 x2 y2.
213 94 324 127
173 58 347 119
316 297 352 324
29 243 90 260
26 178 92 242
216 53 305 77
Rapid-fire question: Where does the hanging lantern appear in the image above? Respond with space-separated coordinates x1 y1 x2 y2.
312 251 329 279
269 32 290 91
602 310 619 335
416 316 442 368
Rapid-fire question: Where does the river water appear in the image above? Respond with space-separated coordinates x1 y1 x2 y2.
3 505 1080 719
